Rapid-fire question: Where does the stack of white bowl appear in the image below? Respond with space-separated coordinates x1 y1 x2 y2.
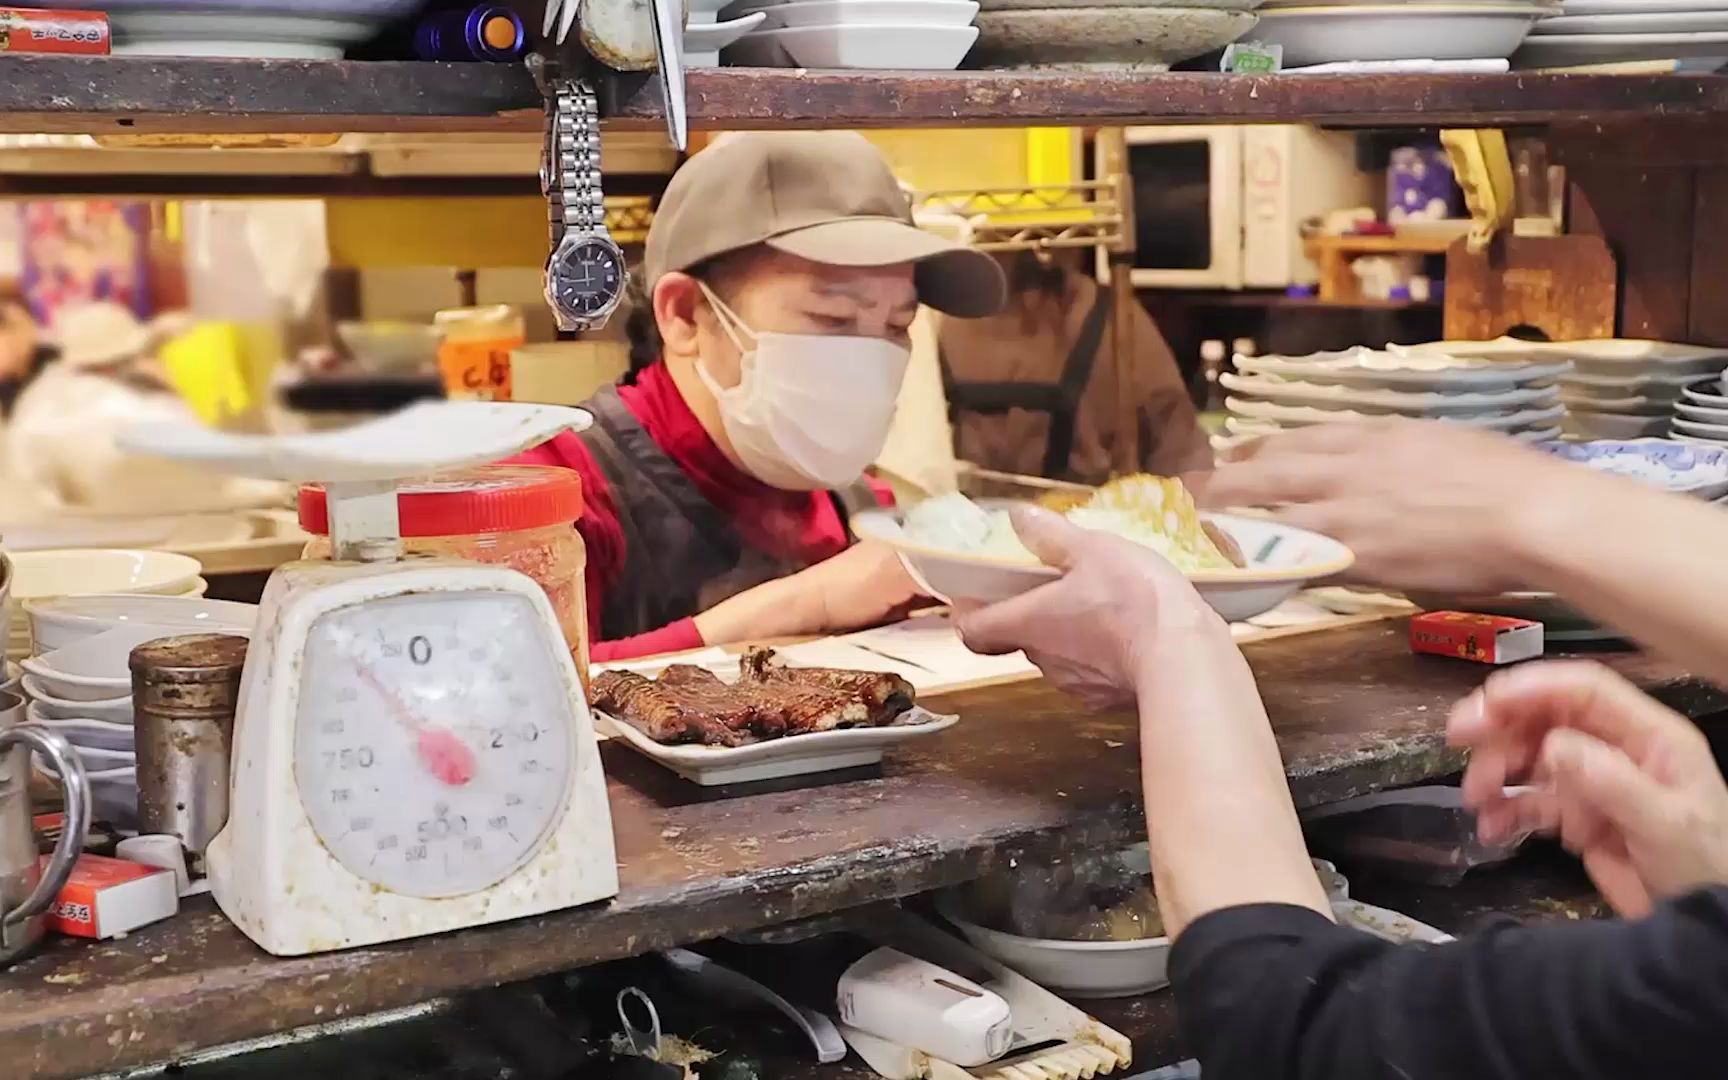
18 594 255 827
1517 0 1728 68
722 0 985 69
1670 373 1728 448
1253 0 1555 67
1551 341 1728 440
4 549 208 663
1220 344 1571 444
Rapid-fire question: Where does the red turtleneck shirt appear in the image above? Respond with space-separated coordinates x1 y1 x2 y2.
512 361 892 662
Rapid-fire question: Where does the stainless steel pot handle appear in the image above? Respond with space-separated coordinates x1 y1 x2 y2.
0 725 89 937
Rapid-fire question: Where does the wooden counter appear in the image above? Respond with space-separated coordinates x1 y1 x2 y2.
4 622 1722 1080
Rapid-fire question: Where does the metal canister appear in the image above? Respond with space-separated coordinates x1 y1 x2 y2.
130 634 247 873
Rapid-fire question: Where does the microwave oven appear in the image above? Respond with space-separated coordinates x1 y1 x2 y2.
1100 124 1375 290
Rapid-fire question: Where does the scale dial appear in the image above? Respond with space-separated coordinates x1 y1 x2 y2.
293 591 575 900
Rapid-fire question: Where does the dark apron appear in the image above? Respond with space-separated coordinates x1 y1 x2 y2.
938 287 1111 480
578 385 880 641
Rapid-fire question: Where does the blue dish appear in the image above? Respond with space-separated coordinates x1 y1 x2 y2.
1536 437 1728 497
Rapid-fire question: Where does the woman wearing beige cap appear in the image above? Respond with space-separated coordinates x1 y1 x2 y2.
516 131 1007 662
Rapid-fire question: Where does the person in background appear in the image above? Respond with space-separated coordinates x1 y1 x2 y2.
0 289 54 419
5 301 280 516
514 132 1006 663
938 250 1210 483
956 498 1728 1079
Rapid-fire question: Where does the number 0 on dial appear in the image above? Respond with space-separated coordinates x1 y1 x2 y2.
294 592 575 899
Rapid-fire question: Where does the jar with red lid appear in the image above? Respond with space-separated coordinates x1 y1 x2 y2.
299 465 589 692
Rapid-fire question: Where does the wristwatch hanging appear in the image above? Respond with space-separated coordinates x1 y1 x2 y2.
541 77 628 333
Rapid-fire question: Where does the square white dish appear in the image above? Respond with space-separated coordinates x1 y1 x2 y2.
1218 371 1559 416
599 705 957 785
1235 346 1573 391
729 22 978 67
1227 396 1565 432
744 0 978 27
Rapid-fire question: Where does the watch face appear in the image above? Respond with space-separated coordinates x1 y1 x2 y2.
549 238 625 319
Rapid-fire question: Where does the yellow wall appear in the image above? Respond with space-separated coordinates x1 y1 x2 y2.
325 196 548 268
323 129 1078 269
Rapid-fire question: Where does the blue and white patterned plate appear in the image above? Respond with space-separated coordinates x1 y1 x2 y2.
1536 437 1728 498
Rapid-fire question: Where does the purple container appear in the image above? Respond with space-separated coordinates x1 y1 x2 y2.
1387 145 1464 225
414 4 525 62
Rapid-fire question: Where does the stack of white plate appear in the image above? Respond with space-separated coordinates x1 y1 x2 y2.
18 595 255 827
1252 0 1555 67
1221 345 1571 444
1670 375 1728 447
3 549 209 663
54 0 426 59
724 0 984 68
1517 0 1728 68
1403 338 1728 440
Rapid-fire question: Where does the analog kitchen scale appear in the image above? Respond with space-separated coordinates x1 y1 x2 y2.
119 402 618 956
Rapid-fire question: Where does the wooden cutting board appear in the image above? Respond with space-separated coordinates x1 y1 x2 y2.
1443 234 1618 342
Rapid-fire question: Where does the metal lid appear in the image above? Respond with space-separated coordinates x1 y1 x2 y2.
129 633 249 682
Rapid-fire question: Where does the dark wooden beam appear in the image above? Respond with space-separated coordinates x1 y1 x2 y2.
10 57 1728 134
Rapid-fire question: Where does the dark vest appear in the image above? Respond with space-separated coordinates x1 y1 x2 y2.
578 384 880 641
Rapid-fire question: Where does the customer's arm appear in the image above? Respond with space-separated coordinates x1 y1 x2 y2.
1196 420 1728 686
958 508 1330 933
1173 885 1728 1080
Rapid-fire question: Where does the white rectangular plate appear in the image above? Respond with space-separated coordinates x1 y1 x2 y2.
598 705 958 786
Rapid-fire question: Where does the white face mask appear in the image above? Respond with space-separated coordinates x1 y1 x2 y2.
694 282 910 491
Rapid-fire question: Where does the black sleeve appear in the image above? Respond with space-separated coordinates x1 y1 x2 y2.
1168 886 1728 1080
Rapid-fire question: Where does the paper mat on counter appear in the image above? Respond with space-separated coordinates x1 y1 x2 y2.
836 614 1039 692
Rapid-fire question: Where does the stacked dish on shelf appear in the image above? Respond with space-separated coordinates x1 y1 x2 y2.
1516 0 1728 69
54 0 426 59
965 0 1260 70
722 0 984 68
1671 372 1728 448
1251 0 1555 67
1219 345 1571 445
16 595 255 828
4 549 208 663
689 0 771 66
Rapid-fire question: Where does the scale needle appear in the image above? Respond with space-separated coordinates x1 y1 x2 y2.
351 659 477 787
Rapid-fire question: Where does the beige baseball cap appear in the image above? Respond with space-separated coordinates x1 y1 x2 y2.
643 131 1006 318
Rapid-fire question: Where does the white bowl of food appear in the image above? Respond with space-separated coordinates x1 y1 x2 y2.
26 594 255 654
936 849 1350 998
853 476 1354 621
741 23 979 68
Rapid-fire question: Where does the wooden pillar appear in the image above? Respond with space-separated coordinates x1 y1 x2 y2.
1549 117 1728 345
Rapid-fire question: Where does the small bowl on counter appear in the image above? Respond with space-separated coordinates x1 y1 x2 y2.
26 593 256 655
19 675 133 723
726 21 979 66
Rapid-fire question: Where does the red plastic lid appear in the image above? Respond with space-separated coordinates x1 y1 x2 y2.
298 465 583 537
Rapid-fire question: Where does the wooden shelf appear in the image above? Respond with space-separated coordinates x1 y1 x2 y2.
7 56 1728 134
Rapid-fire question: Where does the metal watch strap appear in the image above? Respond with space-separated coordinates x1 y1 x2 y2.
547 78 607 247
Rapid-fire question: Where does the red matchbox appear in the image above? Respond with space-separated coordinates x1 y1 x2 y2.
1410 610 1544 666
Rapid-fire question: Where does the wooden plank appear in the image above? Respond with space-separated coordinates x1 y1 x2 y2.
1 623 1722 1080
1690 169 1728 347
10 58 1728 133
1442 234 1617 341
1569 166 1696 339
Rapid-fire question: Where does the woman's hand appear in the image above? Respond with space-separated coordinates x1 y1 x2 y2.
1193 421 1616 595
1449 661 1728 917
694 540 925 645
802 540 927 633
954 506 1232 709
